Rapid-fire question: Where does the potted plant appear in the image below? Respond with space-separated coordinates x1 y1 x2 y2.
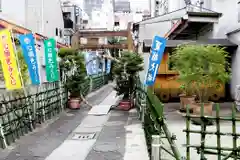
170 47 196 112
58 48 88 109
112 51 144 110
179 84 196 112
172 44 230 115
65 67 87 109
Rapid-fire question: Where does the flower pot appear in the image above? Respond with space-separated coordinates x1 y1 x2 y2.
118 100 132 111
179 94 196 112
68 98 82 109
192 102 213 115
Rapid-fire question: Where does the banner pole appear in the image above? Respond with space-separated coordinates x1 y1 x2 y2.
33 33 42 119
56 47 64 111
10 29 33 131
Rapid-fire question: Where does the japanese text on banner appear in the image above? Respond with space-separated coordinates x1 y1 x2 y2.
44 38 59 82
19 33 40 85
0 29 22 90
145 36 166 86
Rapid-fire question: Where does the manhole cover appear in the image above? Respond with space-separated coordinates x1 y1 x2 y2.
72 133 96 140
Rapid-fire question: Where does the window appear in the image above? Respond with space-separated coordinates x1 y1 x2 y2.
114 22 119 26
63 12 71 19
55 28 58 36
59 29 62 38
83 20 88 24
238 1 240 22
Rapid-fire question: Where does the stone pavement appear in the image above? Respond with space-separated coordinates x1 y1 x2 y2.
0 84 113 160
45 90 149 160
85 108 149 160
0 83 149 160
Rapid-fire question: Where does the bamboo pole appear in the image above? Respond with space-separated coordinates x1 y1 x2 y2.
10 29 33 131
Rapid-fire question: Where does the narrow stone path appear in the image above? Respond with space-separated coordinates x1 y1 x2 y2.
86 109 149 160
0 84 113 160
0 83 149 160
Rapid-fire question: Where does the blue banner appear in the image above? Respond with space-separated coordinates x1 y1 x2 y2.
19 33 40 85
106 60 111 74
145 36 166 86
84 51 99 75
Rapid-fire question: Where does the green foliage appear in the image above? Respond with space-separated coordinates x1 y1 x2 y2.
170 44 231 102
16 48 29 84
58 48 85 71
112 51 144 98
58 48 87 97
65 67 87 98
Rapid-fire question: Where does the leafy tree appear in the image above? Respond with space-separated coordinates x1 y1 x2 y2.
170 44 231 102
112 51 144 99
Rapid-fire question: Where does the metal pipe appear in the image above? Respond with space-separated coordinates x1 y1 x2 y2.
151 135 161 160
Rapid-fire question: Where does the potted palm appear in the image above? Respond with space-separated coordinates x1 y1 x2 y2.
172 44 230 115
58 48 88 109
65 67 87 109
113 51 144 110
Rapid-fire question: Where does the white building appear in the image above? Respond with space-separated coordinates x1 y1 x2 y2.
1 0 65 43
137 0 240 99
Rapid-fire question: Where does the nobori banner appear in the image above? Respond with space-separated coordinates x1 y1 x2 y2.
145 36 166 86
0 29 22 90
19 33 41 85
44 38 59 82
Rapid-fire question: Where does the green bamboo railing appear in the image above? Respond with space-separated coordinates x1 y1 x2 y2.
0 82 68 149
184 104 240 160
135 77 182 160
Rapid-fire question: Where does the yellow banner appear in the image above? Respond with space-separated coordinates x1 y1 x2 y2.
0 29 22 90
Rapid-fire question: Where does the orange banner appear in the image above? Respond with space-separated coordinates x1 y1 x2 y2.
0 29 22 90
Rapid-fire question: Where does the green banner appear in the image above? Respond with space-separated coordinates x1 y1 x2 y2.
44 38 59 82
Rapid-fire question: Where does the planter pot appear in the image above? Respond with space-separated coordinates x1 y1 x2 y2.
68 98 82 109
179 94 196 112
192 102 213 115
118 100 132 111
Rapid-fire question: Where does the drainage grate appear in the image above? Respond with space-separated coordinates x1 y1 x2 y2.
71 132 96 140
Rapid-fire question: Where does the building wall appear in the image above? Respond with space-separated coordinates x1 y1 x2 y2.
211 0 240 38
87 0 114 30
1 0 26 26
1 0 64 41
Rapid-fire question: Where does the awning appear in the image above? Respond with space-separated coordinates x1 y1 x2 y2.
143 39 237 48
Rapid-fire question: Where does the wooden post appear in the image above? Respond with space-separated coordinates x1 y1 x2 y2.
71 31 80 50
0 123 7 149
127 22 133 52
